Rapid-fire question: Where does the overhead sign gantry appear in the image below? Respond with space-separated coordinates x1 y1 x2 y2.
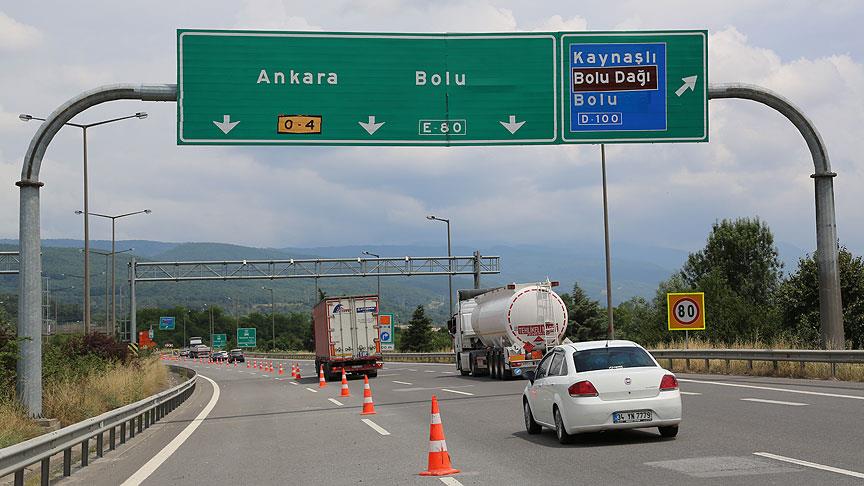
177 29 707 146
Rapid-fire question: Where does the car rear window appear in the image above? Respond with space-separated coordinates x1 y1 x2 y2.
572 347 656 372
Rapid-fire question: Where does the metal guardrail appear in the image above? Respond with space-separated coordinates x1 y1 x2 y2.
0 365 196 486
650 349 864 377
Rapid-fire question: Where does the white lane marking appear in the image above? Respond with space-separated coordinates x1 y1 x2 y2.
754 452 864 479
120 375 220 486
442 371 456 374
680 391 702 396
392 380 413 385
305 387 319 393
289 381 299 385
361 418 391 436
740 398 808 406
377 373 401 377
439 477 464 486
408 369 418 372
425 370 437 373
678 378 864 401
441 388 474 396
328 398 344 406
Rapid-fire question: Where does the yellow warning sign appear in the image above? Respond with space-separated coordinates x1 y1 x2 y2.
277 115 322 134
666 292 706 330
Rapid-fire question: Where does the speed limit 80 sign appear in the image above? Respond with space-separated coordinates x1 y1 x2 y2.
666 292 706 330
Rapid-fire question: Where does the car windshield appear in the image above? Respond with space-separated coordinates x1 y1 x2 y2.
572 347 656 372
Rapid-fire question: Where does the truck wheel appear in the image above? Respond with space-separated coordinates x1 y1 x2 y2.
470 359 482 377
489 351 498 379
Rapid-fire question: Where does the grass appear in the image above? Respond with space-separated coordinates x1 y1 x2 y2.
0 400 45 448
651 338 864 382
0 356 170 449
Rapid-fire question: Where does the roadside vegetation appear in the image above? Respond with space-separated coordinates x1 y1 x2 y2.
567 218 864 350
0 307 170 448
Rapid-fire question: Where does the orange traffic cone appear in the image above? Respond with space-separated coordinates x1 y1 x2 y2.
419 395 460 476
360 375 376 415
270 362 274 373
319 365 327 388
278 364 284 375
340 368 350 397
246 361 250 368
291 363 297 378
295 365 301 380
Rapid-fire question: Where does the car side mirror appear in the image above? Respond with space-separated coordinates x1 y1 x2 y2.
525 370 535 383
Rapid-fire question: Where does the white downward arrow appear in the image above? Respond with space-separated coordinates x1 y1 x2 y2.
675 76 698 97
213 115 240 134
358 115 385 135
499 115 526 135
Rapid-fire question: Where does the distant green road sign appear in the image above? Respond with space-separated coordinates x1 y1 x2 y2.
560 31 707 143
178 30 558 145
212 333 226 349
237 327 257 348
159 316 175 330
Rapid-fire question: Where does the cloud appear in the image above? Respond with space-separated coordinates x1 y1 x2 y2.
234 1 322 31
531 14 588 31
0 12 42 51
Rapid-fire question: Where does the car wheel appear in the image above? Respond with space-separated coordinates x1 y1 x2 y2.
554 407 574 444
366 371 378 378
523 399 542 435
658 425 679 438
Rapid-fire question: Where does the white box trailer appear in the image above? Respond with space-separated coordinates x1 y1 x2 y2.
313 295 383 380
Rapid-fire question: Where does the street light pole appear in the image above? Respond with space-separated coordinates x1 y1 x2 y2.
262 287 275 349
88 247 132 336
78 210 150 336
427 215 453 317
361 251 381 302
22 112 147 335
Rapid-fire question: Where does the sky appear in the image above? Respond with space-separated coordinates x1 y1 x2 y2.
1 1 862 258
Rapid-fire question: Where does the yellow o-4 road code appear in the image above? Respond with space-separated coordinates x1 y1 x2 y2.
277 115 322 134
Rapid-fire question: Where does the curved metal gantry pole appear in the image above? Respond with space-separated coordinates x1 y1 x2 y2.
17 85 176 416
708 84 844 350
14 82 845 416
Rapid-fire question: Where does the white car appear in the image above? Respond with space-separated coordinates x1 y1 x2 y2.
522 340 682 444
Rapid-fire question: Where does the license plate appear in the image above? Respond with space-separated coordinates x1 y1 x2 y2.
613 410 652 423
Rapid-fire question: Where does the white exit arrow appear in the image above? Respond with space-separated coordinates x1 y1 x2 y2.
675 76 698 97
499 115 526 134
213 114 240 134
358 115 385 135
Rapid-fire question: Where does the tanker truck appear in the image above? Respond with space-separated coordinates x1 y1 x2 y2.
451 281 568 379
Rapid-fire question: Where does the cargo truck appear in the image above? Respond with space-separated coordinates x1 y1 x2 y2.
187 336 211 359
313 295 383 380
451 281 568 379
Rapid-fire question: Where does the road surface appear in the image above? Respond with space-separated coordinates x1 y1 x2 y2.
61 359 864 485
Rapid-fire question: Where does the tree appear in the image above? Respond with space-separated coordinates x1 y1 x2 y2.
679 218 783 344
563 283 606 341
614 296 657 344
400 305 434 352
682 217 783 302
778 246 864 349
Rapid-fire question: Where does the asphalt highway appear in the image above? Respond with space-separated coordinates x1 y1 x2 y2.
62 359 864 485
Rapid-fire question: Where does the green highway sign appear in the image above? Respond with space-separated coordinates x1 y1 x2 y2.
178 30 558 145
560 31 707 143
178 29 706 146
211 333 227 349
236 327 257 348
